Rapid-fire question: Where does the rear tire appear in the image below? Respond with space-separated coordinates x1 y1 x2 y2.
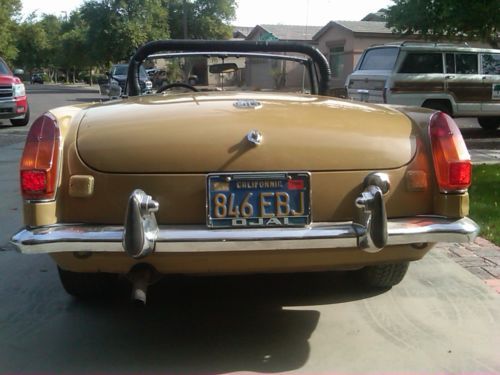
10 106 30 126
478 117 500 130
360 262 409 288
422 100 452 116
57 267 118 299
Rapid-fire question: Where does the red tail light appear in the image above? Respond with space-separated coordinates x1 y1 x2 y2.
20 113 60 200
429 112 471 192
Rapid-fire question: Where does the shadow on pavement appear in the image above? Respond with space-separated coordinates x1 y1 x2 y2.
1 265 386 373
27 86 99 95
461 127 499 139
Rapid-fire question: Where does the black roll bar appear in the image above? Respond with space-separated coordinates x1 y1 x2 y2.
127 40 331 96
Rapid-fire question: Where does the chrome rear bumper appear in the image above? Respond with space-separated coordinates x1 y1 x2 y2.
11 216 479 255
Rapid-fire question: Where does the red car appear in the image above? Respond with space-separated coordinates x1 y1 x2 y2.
0 57 30 126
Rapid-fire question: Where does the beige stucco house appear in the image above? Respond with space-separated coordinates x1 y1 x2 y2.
241 22 404 94
243 25 322 91
313 20 492 95
313 21 406 94
240 22 403 94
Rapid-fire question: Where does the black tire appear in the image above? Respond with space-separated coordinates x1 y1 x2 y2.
57 266 118 299
10 106 30 126
360 262 409 288
422 100 452 116
478 117 500 130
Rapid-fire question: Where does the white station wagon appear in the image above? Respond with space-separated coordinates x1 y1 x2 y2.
347 42 500 130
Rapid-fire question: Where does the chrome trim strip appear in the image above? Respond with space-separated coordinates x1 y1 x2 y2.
11 217 479 255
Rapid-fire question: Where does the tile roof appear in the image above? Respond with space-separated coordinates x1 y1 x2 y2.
232 26 254 38
313 21 392 40
252 24 323 41
334 21 392 34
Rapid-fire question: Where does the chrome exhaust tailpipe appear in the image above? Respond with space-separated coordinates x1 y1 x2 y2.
126 264 160 305
132 276 149 305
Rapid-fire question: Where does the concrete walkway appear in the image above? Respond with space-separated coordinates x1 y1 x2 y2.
1 133 499 372
470 148 500 165
440 238 500 294
0 248 499 373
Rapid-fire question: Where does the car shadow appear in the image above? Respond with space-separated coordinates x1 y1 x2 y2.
35 271 386 373
461 127 499 138
26 86 100 95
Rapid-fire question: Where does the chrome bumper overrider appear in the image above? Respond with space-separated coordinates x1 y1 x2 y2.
11 216 479 255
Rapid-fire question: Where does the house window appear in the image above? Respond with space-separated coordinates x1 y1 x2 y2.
329 46 345 78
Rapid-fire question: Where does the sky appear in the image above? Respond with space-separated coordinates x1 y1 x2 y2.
21 0 394 25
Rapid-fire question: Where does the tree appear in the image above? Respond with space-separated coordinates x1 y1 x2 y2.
10 0 237 82
80 0 170 67
15 15 49 73
0 0 21 63
386 0 500 47
168 0 236 40
58 12 92 83
15 14 65 80
39 14 63 81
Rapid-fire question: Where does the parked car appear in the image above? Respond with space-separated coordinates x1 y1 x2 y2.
101 63 152 97
346 42 500 130
145 67 159 77
0 57 30 126
11 40 479 303
30 73 44 84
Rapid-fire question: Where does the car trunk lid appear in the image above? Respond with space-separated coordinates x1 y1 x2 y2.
76 92 416 173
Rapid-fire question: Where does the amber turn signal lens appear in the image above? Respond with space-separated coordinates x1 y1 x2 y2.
20 113 60 200
429 112 471 192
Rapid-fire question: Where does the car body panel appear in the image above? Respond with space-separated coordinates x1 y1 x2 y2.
23 96 436 229
25 101 468 226
0 58 29 122
10 42 478 288
102 64 152 97
76 92 416 173
347 44 500 120
49 244 433 274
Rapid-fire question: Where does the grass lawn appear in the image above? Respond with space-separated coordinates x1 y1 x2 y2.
469 164 500 245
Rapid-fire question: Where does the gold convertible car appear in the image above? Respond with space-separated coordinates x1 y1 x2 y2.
11 40 479 302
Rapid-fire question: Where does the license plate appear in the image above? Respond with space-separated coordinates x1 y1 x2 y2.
207 172 311 228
